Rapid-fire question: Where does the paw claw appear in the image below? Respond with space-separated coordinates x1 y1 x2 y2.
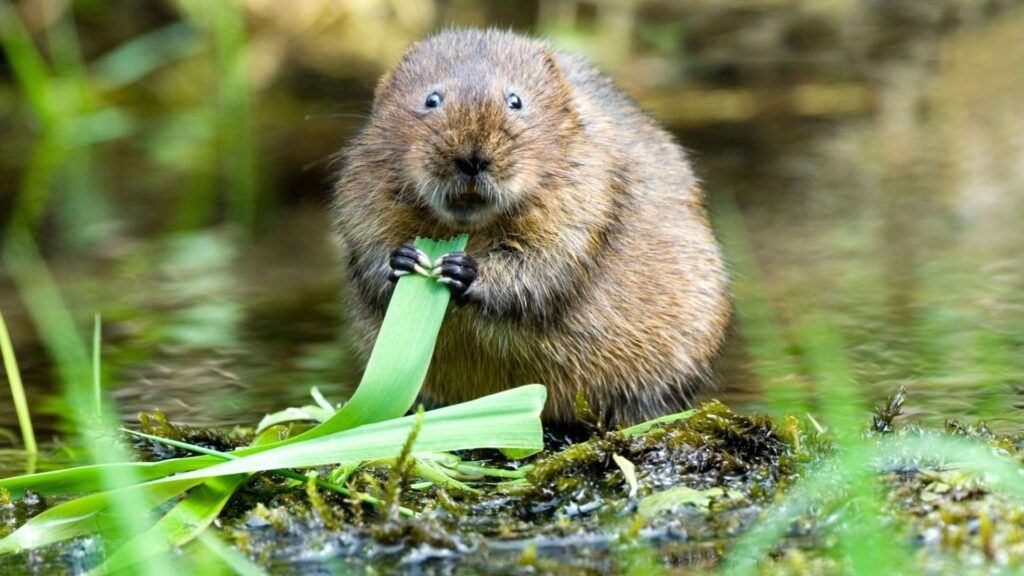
389 243 431 282
389 246 478 303
434 251 477 303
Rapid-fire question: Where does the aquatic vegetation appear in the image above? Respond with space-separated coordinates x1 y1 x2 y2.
0 313 35 454
1 226 1022 575
80 387 1023 575
0 236 546 572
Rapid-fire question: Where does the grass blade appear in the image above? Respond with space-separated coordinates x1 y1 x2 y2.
286 235 468 441
96 474 248 574
0 457 218 497
0 311 36 453
0 0 54 125
93 313 101 416
0 477 205 554
91 22 199 90
153 384 545 482
177 0 258 230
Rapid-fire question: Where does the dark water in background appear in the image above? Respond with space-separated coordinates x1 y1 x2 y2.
0 3 1022 452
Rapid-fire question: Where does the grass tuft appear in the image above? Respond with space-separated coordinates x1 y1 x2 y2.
0 311 36 453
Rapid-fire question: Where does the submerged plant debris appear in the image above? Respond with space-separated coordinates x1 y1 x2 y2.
4 392 1024 574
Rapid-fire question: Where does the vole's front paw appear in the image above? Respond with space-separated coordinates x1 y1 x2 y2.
435 252 477 305
388 243 432 281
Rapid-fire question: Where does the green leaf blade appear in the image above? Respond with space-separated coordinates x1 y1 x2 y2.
96 474 248 574
0 457 217 498
291 235 468 439
143 385 545 482
0 478 204 555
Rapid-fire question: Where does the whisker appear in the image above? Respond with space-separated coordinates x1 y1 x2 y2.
304 112 373 121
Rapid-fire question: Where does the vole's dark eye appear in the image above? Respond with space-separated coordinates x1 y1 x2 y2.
425 92 442 109
507 93 523 110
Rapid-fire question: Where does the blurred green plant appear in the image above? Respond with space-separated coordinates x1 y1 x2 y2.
713 196 1024 574
177 0 260 231
0 230 171 572
0 0 260 244
0 311 35 454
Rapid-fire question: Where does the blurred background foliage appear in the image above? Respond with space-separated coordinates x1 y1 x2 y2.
0 0 1022 445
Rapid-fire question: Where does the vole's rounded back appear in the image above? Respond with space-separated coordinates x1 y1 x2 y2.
333 29 730 425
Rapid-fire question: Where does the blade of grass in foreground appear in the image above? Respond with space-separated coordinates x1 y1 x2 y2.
0 311 36 453
0 458 219 498
140 384 545 482
96 426 283 574
2 231 173 574
0 477 205 554
285 235 469 440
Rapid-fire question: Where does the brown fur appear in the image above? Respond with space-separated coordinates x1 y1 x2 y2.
332 29 731 425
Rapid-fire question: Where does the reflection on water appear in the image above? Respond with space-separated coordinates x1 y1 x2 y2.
705 11 1024 430
0 5 1022 446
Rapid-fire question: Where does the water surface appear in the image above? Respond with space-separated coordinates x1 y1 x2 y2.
0 6 1021 452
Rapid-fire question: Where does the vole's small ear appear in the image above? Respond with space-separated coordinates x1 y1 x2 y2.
539 45 569 86
372 43 419 113
538 44 578 121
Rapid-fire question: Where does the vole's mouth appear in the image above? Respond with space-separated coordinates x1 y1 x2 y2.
439 178 493 223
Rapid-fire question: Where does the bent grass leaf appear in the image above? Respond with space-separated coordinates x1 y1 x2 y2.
0 478 204 555
281 235 468 441
0 457 218 498
146 384 545 483
96 474 248 574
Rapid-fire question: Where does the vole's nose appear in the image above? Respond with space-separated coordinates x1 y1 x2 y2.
455 153 490 177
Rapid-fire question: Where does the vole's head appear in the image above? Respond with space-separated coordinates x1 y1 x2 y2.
368 29 579 230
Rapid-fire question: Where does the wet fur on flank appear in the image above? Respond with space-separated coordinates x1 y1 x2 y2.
332 28 731 426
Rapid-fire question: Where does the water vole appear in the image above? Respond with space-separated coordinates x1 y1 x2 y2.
332 29 730 425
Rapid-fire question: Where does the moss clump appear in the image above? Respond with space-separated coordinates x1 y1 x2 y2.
516 400 793 512
130 409 252 461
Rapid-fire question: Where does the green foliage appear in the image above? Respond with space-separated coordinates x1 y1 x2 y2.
281 235 472 442
0 236 546 573
714 196 1024 574
0 312 36 454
